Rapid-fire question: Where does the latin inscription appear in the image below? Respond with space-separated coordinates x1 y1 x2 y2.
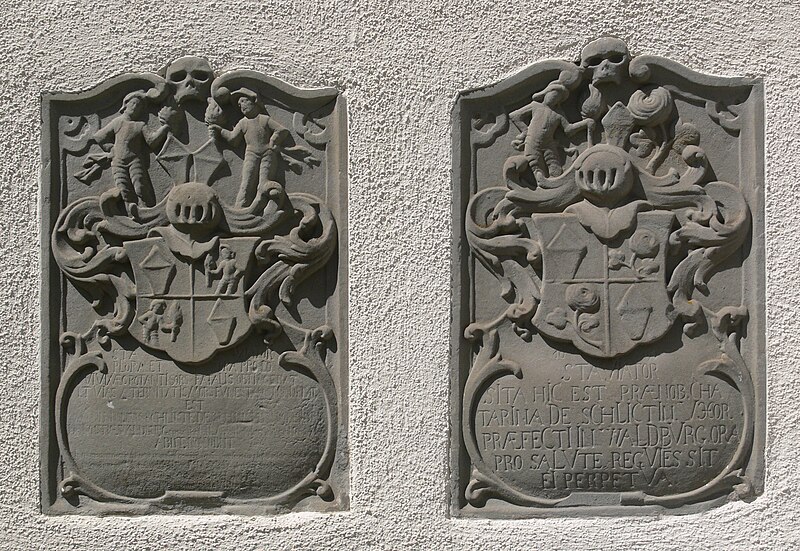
476 359 742 496
67 340 326 498
454 37 762 512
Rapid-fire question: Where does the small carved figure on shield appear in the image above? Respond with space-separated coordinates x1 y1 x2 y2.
161 302 183 342
138 299 166 344
205 244 242 294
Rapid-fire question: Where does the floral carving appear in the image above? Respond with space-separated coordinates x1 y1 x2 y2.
566 283 600 313
465 38 751 357
628 86 673 126
629 228 660 257
43 58 344 514
606 228 662 278
458 37 760 512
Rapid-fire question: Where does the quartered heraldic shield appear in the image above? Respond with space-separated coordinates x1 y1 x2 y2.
452 38 765 516
42 57 347 515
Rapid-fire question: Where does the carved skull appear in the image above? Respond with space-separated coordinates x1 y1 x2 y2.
165 57 214 105
580 38 630 85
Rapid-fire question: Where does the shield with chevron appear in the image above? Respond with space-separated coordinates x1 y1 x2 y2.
531 211 675 358
124 235 259 364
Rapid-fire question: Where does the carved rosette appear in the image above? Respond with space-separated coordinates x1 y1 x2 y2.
454 38 763 514
42 58 347 514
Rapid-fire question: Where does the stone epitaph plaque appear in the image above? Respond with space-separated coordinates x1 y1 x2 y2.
451 38 764 516
41 58 347 514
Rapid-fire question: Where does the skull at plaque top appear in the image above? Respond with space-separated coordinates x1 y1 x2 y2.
453 37 764 516
42 56 347 515
580 37 631 85
165 56 214 104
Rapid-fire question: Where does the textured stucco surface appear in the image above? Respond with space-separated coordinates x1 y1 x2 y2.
0 0 797 549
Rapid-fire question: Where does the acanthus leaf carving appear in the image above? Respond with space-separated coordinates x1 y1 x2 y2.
45 57 345 514
457 37 762 513
465 38 751 357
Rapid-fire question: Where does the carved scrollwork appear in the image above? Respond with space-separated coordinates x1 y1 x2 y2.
457 37 761 512
44 58 344 514
293 111 332 146
465 38 752 357
462 327 567 507
55 324 340 510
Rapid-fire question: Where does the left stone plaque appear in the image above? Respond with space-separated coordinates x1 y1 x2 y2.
40 58 348 515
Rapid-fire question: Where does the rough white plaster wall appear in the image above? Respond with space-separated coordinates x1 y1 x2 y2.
0 0 796 548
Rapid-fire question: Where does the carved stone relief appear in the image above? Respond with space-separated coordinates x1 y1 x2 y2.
41 58 347 514
451 38 764 515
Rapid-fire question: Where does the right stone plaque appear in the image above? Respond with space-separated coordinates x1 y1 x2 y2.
451 37 765 516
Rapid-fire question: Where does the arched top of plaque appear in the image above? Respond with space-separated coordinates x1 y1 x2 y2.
41 57 348 515
452 37 764 517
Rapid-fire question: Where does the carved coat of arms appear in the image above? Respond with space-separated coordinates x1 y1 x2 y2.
124 232 259 363
42 57 346 514
454 38 764 514
533 209 674 357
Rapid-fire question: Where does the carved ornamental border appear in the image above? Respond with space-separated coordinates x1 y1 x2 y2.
40 58 348 515
450 38 765 516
